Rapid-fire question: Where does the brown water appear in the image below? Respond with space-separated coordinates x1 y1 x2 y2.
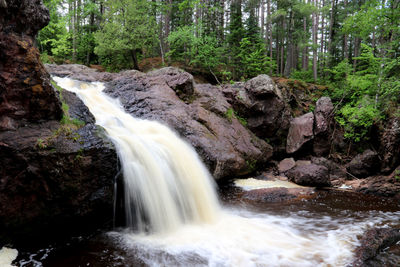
16 187 400 267
13 77 400 267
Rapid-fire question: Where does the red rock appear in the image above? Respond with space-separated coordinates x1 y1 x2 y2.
286 112 314 154
0 0 62 130
278 158 296 173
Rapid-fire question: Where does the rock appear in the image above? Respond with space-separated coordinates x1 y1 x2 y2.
278 158 296 173
286 112 314 154
311 157 346 179
46 64 116 82
0 107 117 247
244 74 283 98
313 97 334 156
295 160 311 167
314 97 333 135
353 173 400 199
346 150 379 178
379 116 400 173
286 164 330 187
147 67 194 101
352 228 400 267
0 0 62 130
242 187 315 203
103 67 272 179
221 75 291 150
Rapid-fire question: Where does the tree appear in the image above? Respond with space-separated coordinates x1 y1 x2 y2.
94 0 157 70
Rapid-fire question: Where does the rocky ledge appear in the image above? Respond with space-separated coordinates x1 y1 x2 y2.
47 65 275 179
0 1 118 247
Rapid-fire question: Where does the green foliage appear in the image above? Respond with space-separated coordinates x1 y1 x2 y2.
51 80 85 128
246 159 257 172
336 97 382 142
94 0 157 70
38 0 72 62
167 24 225 80
225 108 247 126
238 38 275 79
326 44 400 143
290 70 314 83
36 138 48 149
225 108 235 122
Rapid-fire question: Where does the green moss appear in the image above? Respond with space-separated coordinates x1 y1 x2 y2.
246 159 257 172
51 79 85 128
225 108 247 126
225 108 235 122
36 138 48 149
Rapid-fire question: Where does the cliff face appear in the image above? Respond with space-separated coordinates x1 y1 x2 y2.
0 0 62 130
0 1 118 247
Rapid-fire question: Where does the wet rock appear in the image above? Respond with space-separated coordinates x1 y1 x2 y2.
147 67 194 101
0 88 118 246
245 74 283 98
286 112 314 154
46 64 116 82
346 150 379 178
286 164 330 187
352 228 400 267
313 97 334 156
353 171 400 199
278 158 296 173
221 75 291 149
104 68 272 179
0 0 62 130
314 97 333 135
242 187 315 203
311 157 346 179
379 116 400 173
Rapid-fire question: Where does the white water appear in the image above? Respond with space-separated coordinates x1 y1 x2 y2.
234 177 306 190
54 77 399 266
54 77 219 233
0 247 18 267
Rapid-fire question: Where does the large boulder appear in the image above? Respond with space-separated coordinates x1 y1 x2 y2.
0 2 118 246
286 112 314 154
286 164 330 187
346 149 380 178
379 116 400 173
0 0 62 130
313 97 334 156
352 228 400 267
352 166 400 199
0 90 118 246
285 97 335 155
221 75 291 151
103 67 272 179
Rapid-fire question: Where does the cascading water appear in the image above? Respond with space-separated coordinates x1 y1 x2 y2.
53 77 400 267
53 77 219 233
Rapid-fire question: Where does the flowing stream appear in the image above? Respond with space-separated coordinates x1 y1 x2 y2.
48 77 400 267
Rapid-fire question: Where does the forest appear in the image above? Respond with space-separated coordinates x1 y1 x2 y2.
38 0 400 143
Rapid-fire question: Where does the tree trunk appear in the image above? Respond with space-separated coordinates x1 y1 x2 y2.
302 0 308 70
267 0 273 74
284 9 294 77
319 0 325 69
72 0 77 62
312 0 318 81
131 49 140 71
343 0 348 59
164 0 172 54
260 1 265 38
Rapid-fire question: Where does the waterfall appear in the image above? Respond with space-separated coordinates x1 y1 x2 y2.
54 77 400 266
53 77 220 233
